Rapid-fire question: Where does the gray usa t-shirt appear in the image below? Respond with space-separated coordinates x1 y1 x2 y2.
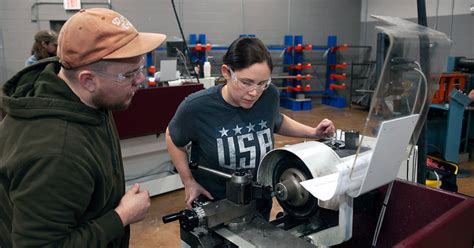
168 83 283 200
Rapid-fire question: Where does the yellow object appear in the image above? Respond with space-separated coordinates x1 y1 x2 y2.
426 179 442 189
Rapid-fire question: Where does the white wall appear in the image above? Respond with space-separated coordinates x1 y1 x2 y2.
361 0 474 21
360 0 474 57
0 0 362 80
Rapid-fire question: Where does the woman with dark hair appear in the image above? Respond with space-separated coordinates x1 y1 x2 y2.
166 37 335 219
25 30 58 66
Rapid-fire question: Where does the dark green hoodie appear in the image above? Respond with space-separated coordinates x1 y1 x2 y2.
0 58 129 247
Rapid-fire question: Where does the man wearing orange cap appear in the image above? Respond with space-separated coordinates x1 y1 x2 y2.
0 8 166 247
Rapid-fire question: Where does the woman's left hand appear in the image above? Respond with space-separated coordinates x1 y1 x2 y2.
315 118 335 138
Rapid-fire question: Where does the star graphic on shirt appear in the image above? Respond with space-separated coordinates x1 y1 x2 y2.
246 122 255 133
258 120 268 129
219 127 229 137
233 125 243 135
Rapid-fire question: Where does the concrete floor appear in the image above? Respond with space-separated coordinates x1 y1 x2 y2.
128 104 474 247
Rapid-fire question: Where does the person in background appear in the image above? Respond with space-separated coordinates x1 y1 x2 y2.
0 8 166 247
25 29 58 66
166 37 335 219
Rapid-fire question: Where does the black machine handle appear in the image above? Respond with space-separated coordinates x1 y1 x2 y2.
162 211 185 223
162 209 200 231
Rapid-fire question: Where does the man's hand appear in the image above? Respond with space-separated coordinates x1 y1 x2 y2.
315 118 335 138
115 183 151 226
184 180 214 209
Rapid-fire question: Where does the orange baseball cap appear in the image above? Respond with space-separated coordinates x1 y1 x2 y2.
57 8 166 69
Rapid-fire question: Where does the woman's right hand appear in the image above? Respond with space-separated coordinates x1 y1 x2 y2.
184 180 214 209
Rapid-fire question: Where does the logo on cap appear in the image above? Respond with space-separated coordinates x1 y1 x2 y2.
112 15 133 30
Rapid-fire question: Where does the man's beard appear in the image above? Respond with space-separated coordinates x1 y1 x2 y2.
91 92 130 111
